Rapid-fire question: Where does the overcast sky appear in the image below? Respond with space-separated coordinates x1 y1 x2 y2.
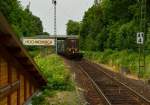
19 0 94 35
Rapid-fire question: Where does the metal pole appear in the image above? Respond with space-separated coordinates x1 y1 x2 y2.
53 0 57 54
138 0 146 78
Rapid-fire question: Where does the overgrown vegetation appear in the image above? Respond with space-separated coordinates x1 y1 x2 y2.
66 20 80 35
79 0 150 51
32 54 75 105
66 0 150 51
35 54 74 91
84 50 150 79
0 0 45 37
0 0 50 53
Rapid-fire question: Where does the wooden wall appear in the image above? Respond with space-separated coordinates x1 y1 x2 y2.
0 58 8 87
0 56 38 105
20 75 24 105
0 57 8 105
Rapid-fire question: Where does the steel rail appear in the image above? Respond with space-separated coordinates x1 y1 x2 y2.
86 61 150 104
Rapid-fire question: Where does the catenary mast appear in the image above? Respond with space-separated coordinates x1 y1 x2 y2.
52 0 57 54
94 0 101 5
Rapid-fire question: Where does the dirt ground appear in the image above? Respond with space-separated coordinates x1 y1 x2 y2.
46 91 81 105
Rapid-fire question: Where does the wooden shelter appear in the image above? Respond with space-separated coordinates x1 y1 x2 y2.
0 12 47 105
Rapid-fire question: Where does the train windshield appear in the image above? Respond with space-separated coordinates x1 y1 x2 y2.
71 40 76 48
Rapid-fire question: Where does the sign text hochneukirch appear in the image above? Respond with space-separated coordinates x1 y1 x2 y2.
22 38 55 46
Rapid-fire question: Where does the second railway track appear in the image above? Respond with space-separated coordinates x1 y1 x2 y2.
75 59 150 105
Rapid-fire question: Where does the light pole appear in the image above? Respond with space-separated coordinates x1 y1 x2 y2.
138 0 146 78
52 0 57 54
27 0 31 10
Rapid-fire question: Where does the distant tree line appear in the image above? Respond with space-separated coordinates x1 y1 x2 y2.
0 0 47 38
66 0 150 51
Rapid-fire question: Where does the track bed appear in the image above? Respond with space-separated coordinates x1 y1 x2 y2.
65 58 150 105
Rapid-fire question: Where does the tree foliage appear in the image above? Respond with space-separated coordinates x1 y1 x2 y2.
0 0 45 37
66 20 80 35
67 0 150 51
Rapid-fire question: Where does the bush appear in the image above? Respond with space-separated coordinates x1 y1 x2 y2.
32 54 75 105
84 50 150 78
35 54 75 91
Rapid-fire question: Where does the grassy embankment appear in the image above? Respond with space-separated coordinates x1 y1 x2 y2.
84 49 150 79
31 54 78 105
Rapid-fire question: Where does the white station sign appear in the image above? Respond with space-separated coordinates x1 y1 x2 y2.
137 32 144 44
22 38 55 46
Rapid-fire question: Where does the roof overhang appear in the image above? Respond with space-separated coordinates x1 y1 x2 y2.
0 12 47 87
23 35 79 40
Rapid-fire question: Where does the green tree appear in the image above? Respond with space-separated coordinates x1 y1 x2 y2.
79 0 150 51
66 20 80 35
0 0 44 38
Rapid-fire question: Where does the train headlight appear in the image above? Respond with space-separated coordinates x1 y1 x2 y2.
75 48 78 52
69 48 71 52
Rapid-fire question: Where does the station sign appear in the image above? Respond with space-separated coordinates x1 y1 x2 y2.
137 32 144 44
22 38 55 46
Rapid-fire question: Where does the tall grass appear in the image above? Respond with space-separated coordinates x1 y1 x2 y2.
84 50 150 79
32 54 75 105
35 54 74 91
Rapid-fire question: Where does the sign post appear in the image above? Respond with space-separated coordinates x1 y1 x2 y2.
137 32 145 78
137 32 144 44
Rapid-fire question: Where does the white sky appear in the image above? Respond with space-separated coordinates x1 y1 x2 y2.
19 0 94 35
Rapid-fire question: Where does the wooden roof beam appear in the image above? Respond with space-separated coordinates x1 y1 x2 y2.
6 46 21 53
0 34 12 43
24 66 34 70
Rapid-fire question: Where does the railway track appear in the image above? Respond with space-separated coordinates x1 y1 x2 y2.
76 60 150 105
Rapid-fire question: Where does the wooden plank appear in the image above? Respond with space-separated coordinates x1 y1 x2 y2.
11 91 17 105
29 81 32 96
24 79 27 101
26 80 29 98
0 81 20 100
17 70 20 105
0 97 8 105
8 63 12 105
0 58 8 87
8 63 12 83
0 57 1 87
11 67 17 82
20 74 24 105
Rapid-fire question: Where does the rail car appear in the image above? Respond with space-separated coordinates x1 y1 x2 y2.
57 37 83 59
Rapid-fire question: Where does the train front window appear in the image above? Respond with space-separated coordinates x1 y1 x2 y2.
71 40 76 48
